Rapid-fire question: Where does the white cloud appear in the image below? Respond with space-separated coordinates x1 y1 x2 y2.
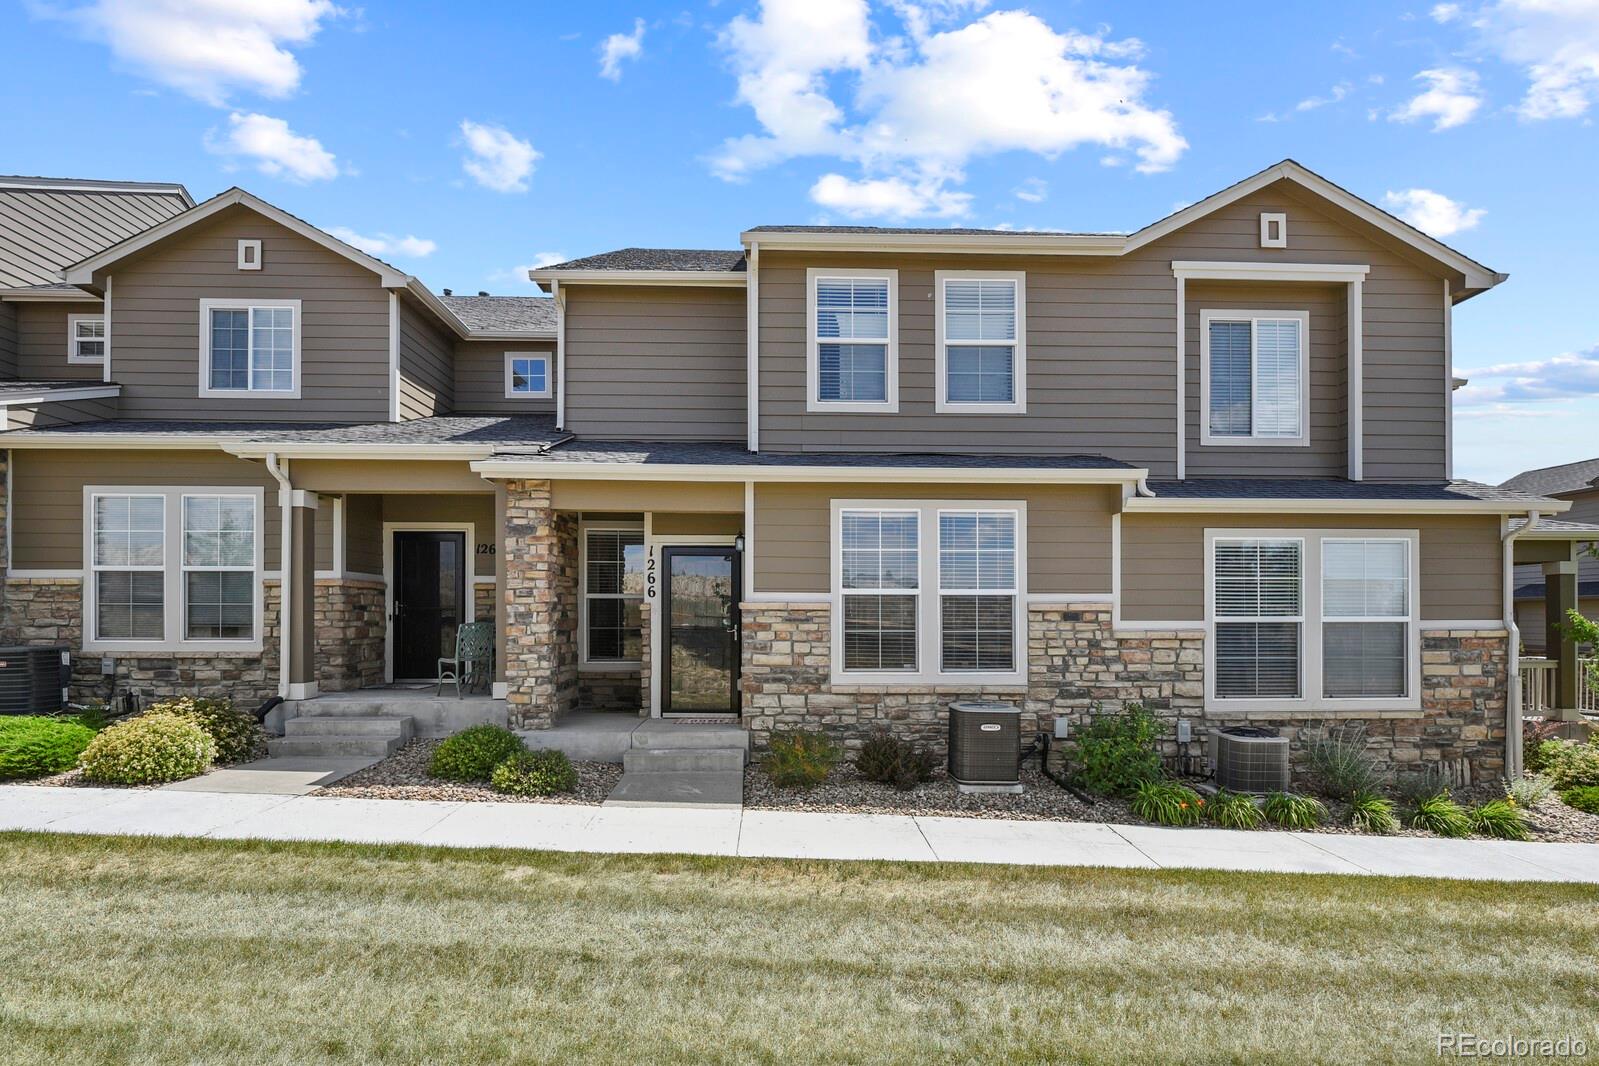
1297 81 1352 111
327 227 436 259
205 112 339 182
1473 0 1599 119
1382 187 1486 236
810 172 971 218
459 121 539 192
1456 345 1599 406
1389 67 1483 129
599 18 645 81
1013 177 1047 203
52 0 339 106
492 253 569 288
712 1 1185 220
1431 2 1462 22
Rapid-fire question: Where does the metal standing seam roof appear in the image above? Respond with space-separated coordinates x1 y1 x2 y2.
0 177 193 290
1499 458 1599 498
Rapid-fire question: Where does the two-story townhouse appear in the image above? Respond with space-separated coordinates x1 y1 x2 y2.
2 161 1590 780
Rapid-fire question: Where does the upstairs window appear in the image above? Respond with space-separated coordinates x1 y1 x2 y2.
199 299 300 397
68 315 106 364
936 274 1025 413
505 352 551 398
1201 310 1307 445
808 270 897 411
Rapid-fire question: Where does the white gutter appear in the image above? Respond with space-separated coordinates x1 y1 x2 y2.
0 385 121 406
1122 496 1572 516
468 458 1150 485
1502 510 1542 778
265 452 292 700
529 269 747 289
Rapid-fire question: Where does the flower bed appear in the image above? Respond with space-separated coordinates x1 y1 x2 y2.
316 739 620 805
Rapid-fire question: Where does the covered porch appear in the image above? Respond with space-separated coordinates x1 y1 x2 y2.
1512 518 1599 724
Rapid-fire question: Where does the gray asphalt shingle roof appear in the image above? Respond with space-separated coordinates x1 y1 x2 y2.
438 295 556 333
490 439 1132 469
540 249 747 272
1144 478 1557 504
2 416 564 447
744 225 1111 236
1499 458 1599 497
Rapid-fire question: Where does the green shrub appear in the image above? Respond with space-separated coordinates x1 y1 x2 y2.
855 731 936 791
429 724 525 782
1503 773 1555 809
145 696 263 765
0 716 97 780
1408 791 1472 838
1130 779 1204 826
1559 785 1599 815
1262 791 1327 830
1395 766 1452 807
1468 798 1532 841
71 704 112 732
1305 724 1386 800
1347 789 1399 834
490 749 577 797
1538 738 1599 790
78 713 215 785
1206 789 1264 829
1070 704 1163 796
764 730 840 789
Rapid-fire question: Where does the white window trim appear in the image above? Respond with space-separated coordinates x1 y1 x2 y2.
579 520 645 670
1259 213 1287 248
82 485 266 654
67 314 106 365
830 499 1027 687
1203 528 1421 714
934 270 1026 414
1199 308 1310 447
806 267 899 413
197 297 303 399
503 351 553 399
237 239 262 270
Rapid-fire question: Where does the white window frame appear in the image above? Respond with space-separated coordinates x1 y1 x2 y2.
579 521 646 669
830 499 1027 686
936 508 1022 674
83 485 266 654
1203 528 1420 714
503 351 553 399
67 314 107 365
198 297 302 399
1320 536 1416 703
1199 308 1310 447
806 267 899 413
180 493 261 644
934 270 1026 414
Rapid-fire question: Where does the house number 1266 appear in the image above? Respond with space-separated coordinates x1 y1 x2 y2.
645 554 657 598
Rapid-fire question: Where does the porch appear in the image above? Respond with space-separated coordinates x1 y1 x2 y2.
1512 517 1599 724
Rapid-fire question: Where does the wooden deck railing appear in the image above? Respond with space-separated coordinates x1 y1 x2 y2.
1519 657 1598 716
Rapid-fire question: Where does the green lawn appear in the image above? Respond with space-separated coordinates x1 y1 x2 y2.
1 833 1596 1065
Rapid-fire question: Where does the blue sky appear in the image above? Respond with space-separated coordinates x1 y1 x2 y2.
5 0 1598 483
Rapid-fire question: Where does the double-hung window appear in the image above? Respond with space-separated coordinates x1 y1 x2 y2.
1322 539 1410 699
835 502 1025 684
505 352 551 398
936 273 1025 413
808 269 897 411
182 495 258 640
68 315 106 364
200 299 300 397
91 494 165 642
1212 538 1304 699
583 528 645 663
1201 310 1308 445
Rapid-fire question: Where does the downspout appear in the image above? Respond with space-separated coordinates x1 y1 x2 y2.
266 452 292 700
1502 509 1541 778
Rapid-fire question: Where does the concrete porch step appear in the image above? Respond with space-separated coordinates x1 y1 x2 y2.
630 721 750 752
623 747 745 774
284 715 414 740
604 769 743 809
267 734 407 758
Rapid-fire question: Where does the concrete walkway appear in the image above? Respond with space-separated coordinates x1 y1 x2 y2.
3 784 1597 882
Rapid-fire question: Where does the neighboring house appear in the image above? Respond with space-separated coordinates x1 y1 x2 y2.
1501 458 1599 653
0 160 1588 782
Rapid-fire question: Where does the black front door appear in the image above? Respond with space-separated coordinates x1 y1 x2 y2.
392 531 466 680
661 546 741 716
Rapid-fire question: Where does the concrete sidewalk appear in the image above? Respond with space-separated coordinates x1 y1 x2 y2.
3 784 1597 882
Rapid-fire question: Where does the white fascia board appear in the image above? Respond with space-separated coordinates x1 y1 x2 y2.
737 230 1124 255
0 288 102 303
1511 526 1599 540
0 434 261 450
1123 496 1572 516
526 269 747 287
463 330 558 342
1172 261 1370 283
222 443 499 461
0 385 121 406
469 459 1148 484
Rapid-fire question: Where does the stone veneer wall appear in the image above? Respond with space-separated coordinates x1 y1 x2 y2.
579 669 643 712
502 479 579 728
740 603 1511 782
315 577 385 692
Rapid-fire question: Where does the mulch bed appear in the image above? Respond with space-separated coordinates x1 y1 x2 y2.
316 738 621 805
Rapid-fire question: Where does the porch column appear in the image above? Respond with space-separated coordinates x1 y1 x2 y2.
1544 560 1581 721
285 490 318 700
503 479 578 728
493 481 508 699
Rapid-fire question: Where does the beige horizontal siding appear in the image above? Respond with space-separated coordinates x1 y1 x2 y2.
452 339 555 415
564 285 745 440
16 301 104 381
109 206 390 421
397 298 453 418
378 493 497 577
752 482 1117 595
345 494 383 575
1120 512 1502 622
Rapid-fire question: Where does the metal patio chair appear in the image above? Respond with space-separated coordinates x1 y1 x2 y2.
437 621 495 698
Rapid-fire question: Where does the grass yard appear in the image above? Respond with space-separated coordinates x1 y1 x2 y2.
1 833 1596 1065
